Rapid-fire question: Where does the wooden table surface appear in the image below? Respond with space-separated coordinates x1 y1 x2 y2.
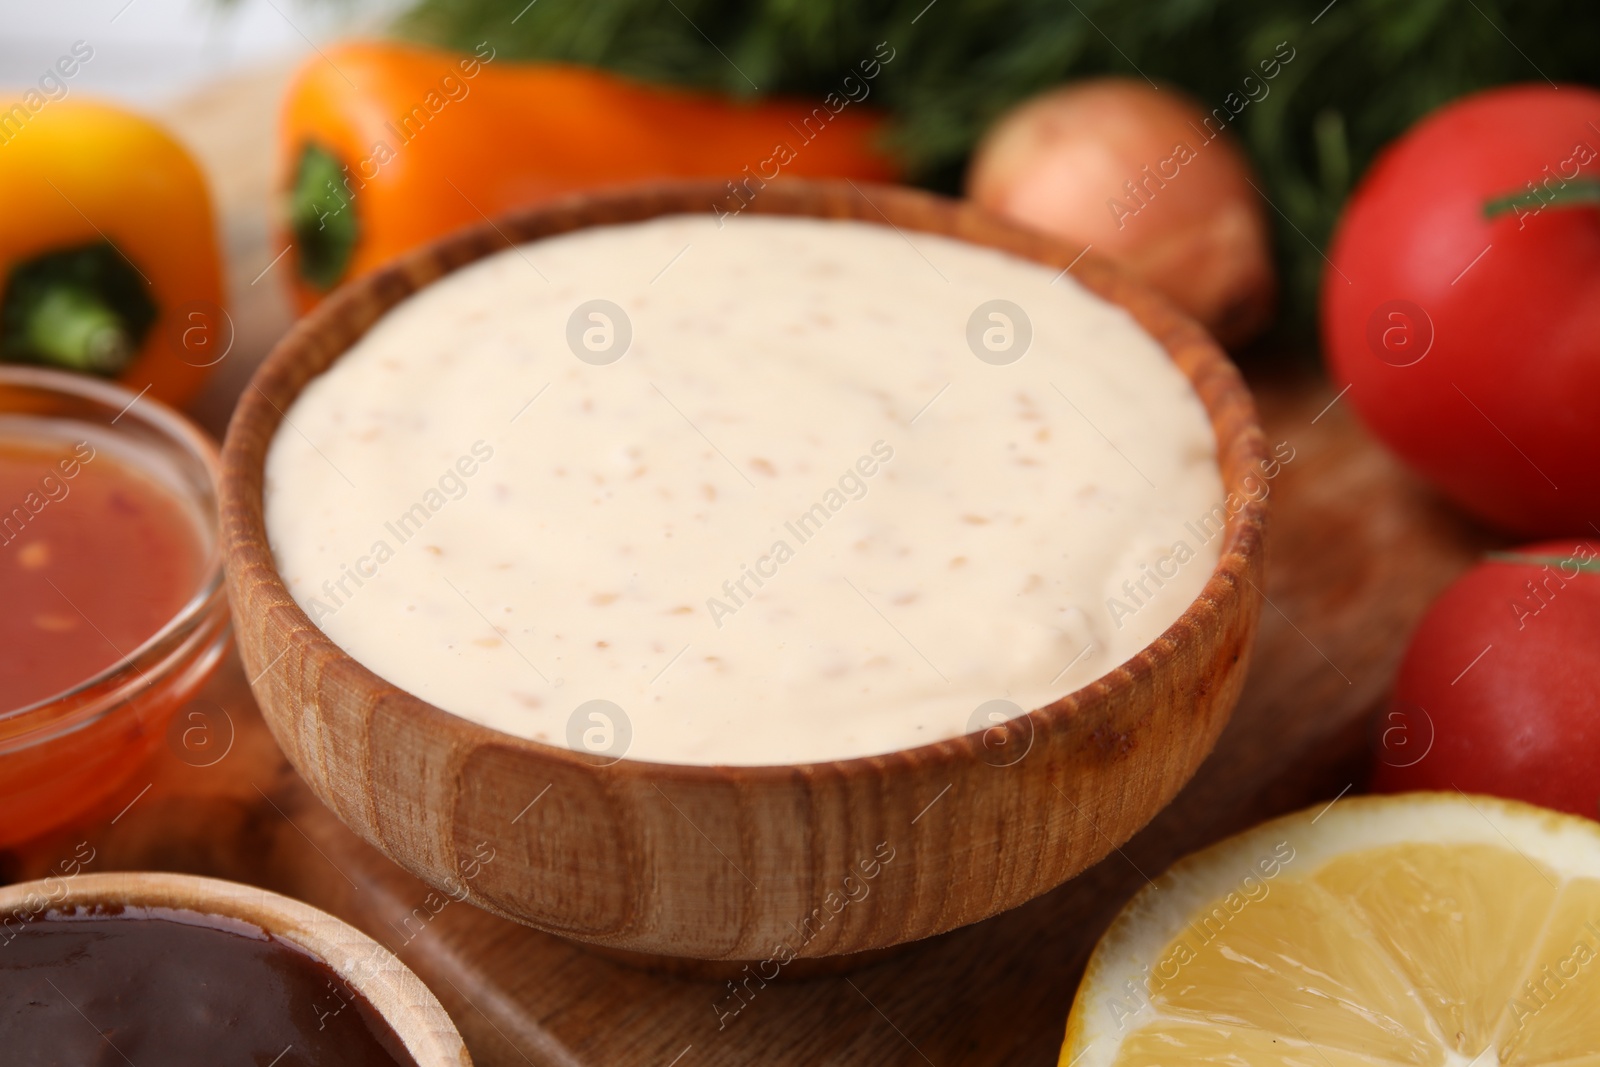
3 66 1500 1067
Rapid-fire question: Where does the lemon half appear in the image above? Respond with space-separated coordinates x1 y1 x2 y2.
1063 793 1600 1067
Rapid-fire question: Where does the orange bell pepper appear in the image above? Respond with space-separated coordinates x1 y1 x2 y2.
0 100 228 410
279 41 901 309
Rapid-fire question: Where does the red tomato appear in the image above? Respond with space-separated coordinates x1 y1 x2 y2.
1371 540 1600 819
1322 85 1600 537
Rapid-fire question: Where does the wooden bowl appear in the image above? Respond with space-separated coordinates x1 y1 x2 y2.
0 871 469 1065
222 180 1268 961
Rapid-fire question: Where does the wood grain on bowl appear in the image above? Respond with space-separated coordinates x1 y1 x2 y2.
221 180 1268 960
0 870 469 1066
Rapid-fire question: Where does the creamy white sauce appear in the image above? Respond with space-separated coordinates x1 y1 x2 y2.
264 215 1223 765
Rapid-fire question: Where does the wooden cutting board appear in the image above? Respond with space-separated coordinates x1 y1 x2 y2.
3 66 1500 1067
4 370 1497 1066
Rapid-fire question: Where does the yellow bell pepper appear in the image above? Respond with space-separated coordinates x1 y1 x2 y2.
0 99 227 409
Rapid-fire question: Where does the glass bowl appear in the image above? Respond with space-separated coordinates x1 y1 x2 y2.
0 366 229 847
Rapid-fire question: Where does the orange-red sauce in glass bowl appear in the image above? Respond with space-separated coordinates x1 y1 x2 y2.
0 368 228 847
1 439 208 709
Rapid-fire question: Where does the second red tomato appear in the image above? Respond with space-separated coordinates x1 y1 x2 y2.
1372 540 1600 819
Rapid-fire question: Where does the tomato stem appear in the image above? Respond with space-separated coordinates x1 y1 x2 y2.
1483 178 1600 220
1484 550 1600 574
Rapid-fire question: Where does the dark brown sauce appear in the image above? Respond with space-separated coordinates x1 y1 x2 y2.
0 904 422 1067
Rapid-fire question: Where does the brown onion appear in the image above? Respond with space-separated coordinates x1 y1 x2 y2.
967 78 1276 347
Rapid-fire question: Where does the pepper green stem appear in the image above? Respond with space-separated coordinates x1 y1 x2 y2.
19 285 132 374
2 241 156 378
1484 177 1600 220
289 142 361 292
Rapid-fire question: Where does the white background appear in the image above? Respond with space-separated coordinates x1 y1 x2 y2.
0 0 399 105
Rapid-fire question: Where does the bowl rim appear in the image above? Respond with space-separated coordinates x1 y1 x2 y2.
223 178 1268 782
0 365 227 730
0 869 469 1066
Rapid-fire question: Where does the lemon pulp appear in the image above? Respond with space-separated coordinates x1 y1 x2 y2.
1064 794 1600 1067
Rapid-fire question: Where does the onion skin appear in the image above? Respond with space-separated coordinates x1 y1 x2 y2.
967 78 1276 347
